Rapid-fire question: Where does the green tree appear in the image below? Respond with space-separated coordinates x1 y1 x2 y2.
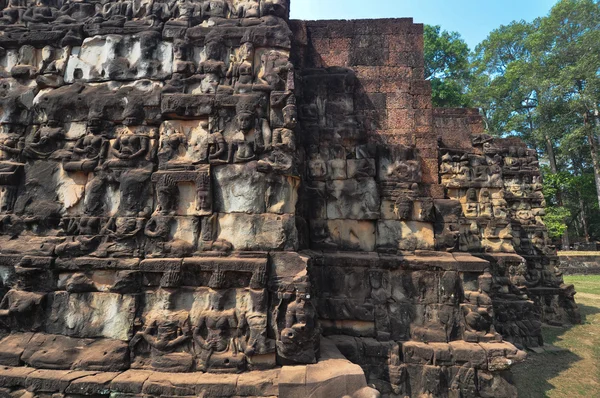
424 25 471 108
469 0 600 245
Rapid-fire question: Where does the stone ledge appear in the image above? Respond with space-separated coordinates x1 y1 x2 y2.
0 366 280 397
279 337 379 398
0 339 378 398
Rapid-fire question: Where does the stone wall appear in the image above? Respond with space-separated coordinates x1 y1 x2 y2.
0 4 581 398
559 253 600 275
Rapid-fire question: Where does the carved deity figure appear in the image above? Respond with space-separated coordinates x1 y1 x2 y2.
504 146 522 171
199 34 226 93
386 146 421 182
239 289 272 359
230 101 269 163
440 152 453 175
155 174 178 215
257 50 294 91
23 122 66 160
258 101 296 173
172 39 196 75
367 270 392 341
472 156 489 182
63 131 109 173
195 172 211 212
144 215 193 258
103 134 151 169
22 0 62 25
277 291 318 364
202 0 233 20
0 269 45 332
158 127 188 170
234 0 259 18
197 131 227 164
464 188 479 218
194 290 244 372
0 0 26 26
130 307 193 372
11 45 38 79
91 0 133 26
92 217 145 258
226 42 254 92
261 0 288 17
459 221 481 252
479 188 493 217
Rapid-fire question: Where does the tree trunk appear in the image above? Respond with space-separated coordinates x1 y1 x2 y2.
579 197 590 243
545 132 570 249
586 112 600 208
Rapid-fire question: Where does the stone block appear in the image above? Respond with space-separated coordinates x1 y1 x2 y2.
213 163 298 214
236 369 279 397
326 178 380 220
65 372 120 395
0 366 35 388
110 370 153 394
326 220 376 252
64 35 173 83
376 221 434 251
0 333 33 366
26 370 96 393
217 213 298 251
46 292 136 340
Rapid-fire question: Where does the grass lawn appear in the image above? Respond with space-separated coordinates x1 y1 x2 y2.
512 275 600 397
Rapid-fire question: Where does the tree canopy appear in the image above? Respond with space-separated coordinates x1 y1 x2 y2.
424 0 600 247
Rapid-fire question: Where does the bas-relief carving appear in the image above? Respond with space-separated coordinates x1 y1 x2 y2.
0 2 580 397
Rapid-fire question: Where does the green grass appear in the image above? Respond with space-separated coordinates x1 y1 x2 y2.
562 275 600 295
512 275 600 397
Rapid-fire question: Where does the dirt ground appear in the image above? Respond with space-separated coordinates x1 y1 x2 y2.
512 275 600 397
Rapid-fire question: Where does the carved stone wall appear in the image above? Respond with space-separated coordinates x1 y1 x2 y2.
0 3 580 398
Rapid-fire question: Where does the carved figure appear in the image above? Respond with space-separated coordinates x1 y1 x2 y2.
63 132 109 173
227 42 254 92
130 309 193 372
195 172 211 212
277 291 318 364
23 123 65 159
193 290 244 372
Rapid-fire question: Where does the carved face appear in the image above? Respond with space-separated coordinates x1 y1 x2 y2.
478 274 492 293
369 271 383 289
466 188 477 201
239 42 254 61
173 42 186 60
237 111 255 132
283 104 297 129
197 189 211 210
205 40 223 61
208 0 226 15
18 45 35 66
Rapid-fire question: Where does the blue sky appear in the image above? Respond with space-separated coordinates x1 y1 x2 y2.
290 0 558 49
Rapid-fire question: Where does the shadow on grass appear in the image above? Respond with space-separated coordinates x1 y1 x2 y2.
543 303 600 346
513 301 600 397
512 349 582 398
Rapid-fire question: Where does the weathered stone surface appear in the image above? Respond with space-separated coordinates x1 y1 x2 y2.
213 163 298 214
326 178 380 220
0 2 577 397
46 292 136 340
217 213 298 251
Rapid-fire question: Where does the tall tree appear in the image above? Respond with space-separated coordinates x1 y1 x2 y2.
424 25 471 108
469 0 600 246
532 0 600 207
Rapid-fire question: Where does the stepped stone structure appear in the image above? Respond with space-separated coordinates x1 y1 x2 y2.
0 1 580 397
